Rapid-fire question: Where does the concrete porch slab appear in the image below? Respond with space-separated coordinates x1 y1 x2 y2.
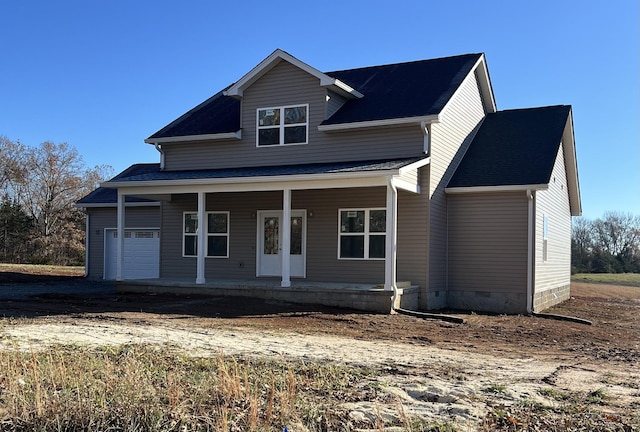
116 278 420 313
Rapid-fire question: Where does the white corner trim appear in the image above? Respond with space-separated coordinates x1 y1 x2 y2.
318 115 440 132
445 184 549 194
144 131 241 144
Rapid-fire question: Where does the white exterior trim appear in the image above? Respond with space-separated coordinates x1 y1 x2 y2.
196 192 206 284
224 49 363 99
144 131 241 144
256 104 309 147
318 115 440 132
104 160 429 193
445 184 549 194
76 202 161 209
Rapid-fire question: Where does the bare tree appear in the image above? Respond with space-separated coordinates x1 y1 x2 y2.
0 136 26 193
17 141 112 264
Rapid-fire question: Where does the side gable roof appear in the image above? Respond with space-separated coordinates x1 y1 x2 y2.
146 88 241 142
321 53 484 125
145 51 492 142
76 163 161 206
446 105 581 215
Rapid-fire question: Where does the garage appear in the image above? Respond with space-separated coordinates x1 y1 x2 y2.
104 229 160 280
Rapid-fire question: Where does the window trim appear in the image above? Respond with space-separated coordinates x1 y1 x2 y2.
256 104 309 147
337 208 386 260
182 211 230 258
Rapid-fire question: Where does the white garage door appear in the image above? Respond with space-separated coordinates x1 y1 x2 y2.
105 229 160 280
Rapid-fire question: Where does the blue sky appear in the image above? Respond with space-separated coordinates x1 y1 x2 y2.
1 1 637 219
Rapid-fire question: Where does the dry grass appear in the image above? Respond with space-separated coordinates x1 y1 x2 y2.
0 263 84 277
572 273 640 287
0 344 385 432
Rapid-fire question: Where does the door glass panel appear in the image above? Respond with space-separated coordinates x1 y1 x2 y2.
263 217 279 255
290 216 302 255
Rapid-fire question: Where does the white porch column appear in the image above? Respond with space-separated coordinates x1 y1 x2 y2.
281 188 291 287
196 191 206 284
116 191 125 281
385 179 398 291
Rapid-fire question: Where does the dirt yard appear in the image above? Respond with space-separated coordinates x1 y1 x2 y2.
0 268 638 429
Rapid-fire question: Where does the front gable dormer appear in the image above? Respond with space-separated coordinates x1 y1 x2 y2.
223 49 364 100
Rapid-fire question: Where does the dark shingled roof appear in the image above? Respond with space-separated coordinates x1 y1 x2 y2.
447 105 571 188
323 54 481 125
147 53 482 140
77 164 161 205
148 87 241 139
77 158 424 205
107 157 424 183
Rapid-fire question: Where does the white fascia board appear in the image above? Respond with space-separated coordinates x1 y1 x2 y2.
223 49 362 99
325 79 364 99
75 201 161 209
439 54 497 118
398 157 430 174
103 170 404 195
561 109 582 216
144 130 241 144
445 184 549 194
473 54 497 113
117 176 391 196
391 176 420 194
318 115 440 132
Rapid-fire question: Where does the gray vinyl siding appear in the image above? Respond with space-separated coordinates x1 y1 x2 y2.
534 145 572 303
447 192 529 312
396 167 429 291
427 69 486 303
159 187 428 286
326 90 347 118
163 60 424 171
86 206 160 279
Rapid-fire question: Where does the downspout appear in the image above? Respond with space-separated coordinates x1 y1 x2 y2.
526 189 535 314
154 143 165 170
420 121 431 155
389 177 464 324
84 209 89 278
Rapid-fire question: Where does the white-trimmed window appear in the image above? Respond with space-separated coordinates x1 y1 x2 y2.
183 212 229 258
338 209 386 259
257 104 308 146
542 215 549 262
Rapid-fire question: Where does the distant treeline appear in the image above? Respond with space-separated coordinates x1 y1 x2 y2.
0 136 112 265
572 212 640 274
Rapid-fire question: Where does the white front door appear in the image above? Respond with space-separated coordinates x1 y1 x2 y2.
258 210 306 277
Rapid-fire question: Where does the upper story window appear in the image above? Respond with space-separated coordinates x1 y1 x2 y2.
257 104 308 146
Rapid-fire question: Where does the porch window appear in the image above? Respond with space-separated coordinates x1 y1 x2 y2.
338 209 386 259
257 104 308 146
183 211 229 258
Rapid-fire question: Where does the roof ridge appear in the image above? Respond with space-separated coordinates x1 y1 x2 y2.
324 53 483 75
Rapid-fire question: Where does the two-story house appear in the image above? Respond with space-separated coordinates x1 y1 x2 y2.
77 49 581 314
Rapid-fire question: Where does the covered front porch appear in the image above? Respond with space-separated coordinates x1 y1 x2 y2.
103 157 430 313
116 278 420 313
